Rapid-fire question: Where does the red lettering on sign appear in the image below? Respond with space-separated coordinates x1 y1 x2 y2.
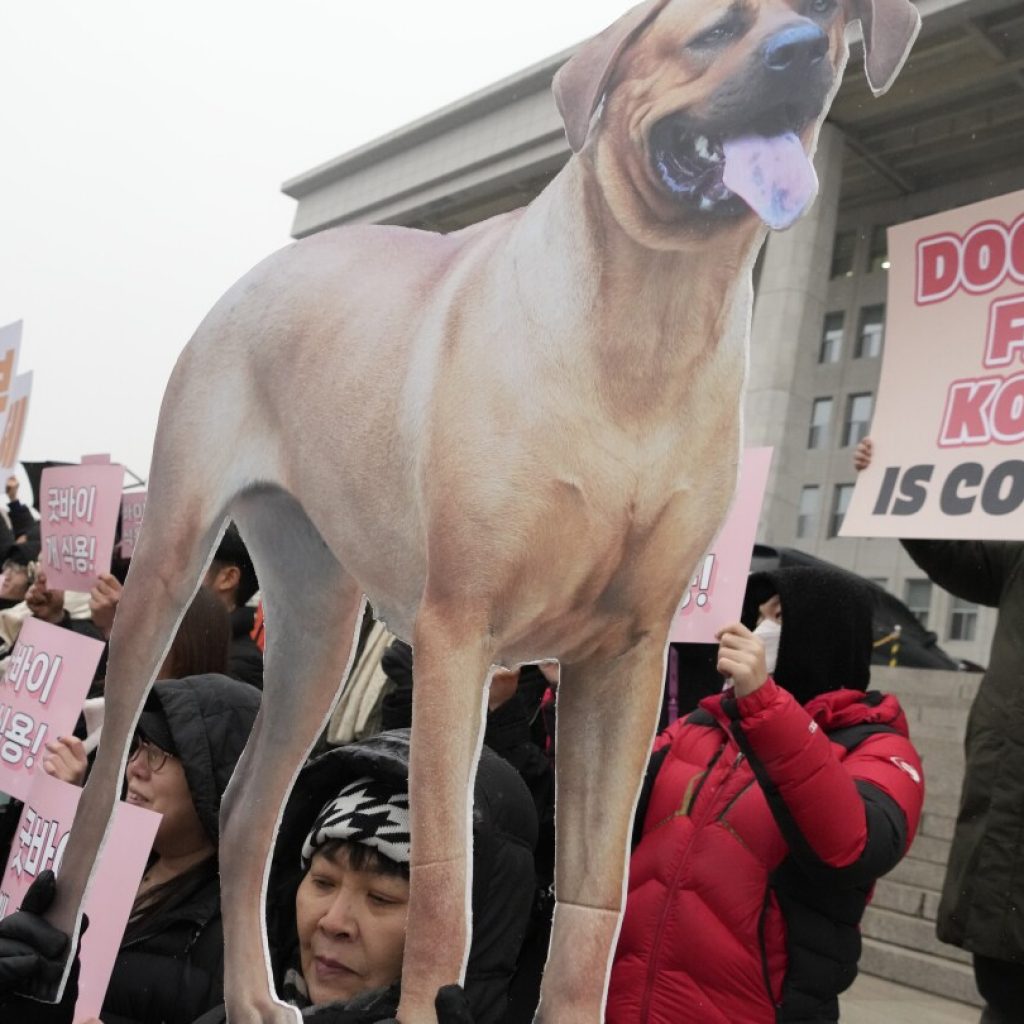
916 214 1024 304
986 295 1024 368
938 378 999 446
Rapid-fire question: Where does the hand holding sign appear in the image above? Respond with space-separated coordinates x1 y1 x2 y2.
0 871 68 992
853 438 873 473
25 572 66 627
42 736 89 787
715 622 768 699
87 575 122 642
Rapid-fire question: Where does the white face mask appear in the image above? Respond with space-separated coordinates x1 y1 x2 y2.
753 618 782 675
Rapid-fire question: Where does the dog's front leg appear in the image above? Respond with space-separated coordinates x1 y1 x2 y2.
535 639 666 1024
397 601 493 1024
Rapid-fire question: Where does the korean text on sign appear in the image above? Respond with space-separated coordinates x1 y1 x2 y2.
8 804 68 881
39 462 125 592
0 618 104 800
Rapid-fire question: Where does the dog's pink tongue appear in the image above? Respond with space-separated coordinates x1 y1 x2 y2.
722 132 818 230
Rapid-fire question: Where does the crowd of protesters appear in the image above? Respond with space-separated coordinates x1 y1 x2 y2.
0 438 1010 1022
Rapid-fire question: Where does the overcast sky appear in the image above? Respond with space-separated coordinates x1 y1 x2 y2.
0 0 632 488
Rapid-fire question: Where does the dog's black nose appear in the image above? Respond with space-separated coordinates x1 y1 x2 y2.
762 23 829 73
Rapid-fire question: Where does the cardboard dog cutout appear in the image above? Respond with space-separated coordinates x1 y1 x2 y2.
41 2 918 1021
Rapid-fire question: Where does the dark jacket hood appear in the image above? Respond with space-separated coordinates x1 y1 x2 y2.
743 565 873 704
267 729 537 1024
146 674 260 842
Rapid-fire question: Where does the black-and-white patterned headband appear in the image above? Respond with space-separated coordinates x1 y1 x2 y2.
301 776 411 868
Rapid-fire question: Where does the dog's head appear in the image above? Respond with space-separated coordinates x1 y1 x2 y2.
555 0 919 246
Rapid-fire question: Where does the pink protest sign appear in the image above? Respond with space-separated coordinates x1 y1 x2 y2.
669 447 773 643
0 771 160 1023
843 189 1024 539
0 618 104 800
40 462 125 591
120 490 147 559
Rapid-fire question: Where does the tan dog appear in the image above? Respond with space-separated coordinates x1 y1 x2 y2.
44 1 918 1021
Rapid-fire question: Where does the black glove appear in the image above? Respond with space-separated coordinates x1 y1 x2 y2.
0 871 69 994
435 985 474 1024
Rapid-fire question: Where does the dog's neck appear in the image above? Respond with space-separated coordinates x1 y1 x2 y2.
498 156 763 418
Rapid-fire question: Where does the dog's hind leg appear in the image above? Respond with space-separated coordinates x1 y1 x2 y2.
534 639 666 1024
217 486 365 1024
395 599 494 1024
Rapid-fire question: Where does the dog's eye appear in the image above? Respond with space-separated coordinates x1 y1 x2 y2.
807 0 837 14
690 20 738 49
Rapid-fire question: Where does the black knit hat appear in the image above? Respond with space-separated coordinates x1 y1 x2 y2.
741 566 873 704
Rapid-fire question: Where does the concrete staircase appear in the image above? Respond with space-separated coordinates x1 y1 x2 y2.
858 667 983 1008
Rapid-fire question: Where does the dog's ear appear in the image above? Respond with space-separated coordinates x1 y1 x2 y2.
553 0 670 153
847 0 921 97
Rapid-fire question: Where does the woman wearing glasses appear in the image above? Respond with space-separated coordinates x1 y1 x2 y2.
3 673 260 1024
102 674 260 1024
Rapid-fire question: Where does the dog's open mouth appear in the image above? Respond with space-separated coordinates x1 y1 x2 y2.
650 112 819 230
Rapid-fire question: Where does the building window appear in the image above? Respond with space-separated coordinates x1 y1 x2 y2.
868 225 890 273
855 305 885 359
796 486 820 540
808 398 833 449
904 579 932 629
830 230 856 278
829 483 854 538
819 313 844 364
949 598 978 642
843 393 873 448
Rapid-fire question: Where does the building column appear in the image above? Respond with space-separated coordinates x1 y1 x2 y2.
743 122 844 543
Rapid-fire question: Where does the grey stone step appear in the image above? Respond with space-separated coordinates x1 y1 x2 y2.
873 879 943 923
872 667 981 703
921 790 963 820
920 811 957 842
907 833 951 865
873 878 931 918
903 705 969 743
918 757 966 798
886 856 946 892
862 906 971 965
898 691 977 712
859 937 983 1007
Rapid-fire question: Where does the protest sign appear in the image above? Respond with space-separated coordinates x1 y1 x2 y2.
0 618 103 800
843 189 1024 539
40 461 125 590
0 771 161 1022
0 323 30 476
0 322 23 419
0 372 33 476
669 447 773 643
120 490 147 559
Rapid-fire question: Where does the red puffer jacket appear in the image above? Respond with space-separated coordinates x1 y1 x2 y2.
607 679 924 1024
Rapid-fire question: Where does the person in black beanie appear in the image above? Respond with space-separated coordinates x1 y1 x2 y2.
609 565 925 1024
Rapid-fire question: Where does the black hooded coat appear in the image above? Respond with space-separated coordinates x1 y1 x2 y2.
98 674 260 1024
209 728 538 1024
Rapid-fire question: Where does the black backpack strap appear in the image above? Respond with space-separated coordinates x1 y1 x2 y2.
685 707 716 728
826 721 900 752
632 709 718 849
